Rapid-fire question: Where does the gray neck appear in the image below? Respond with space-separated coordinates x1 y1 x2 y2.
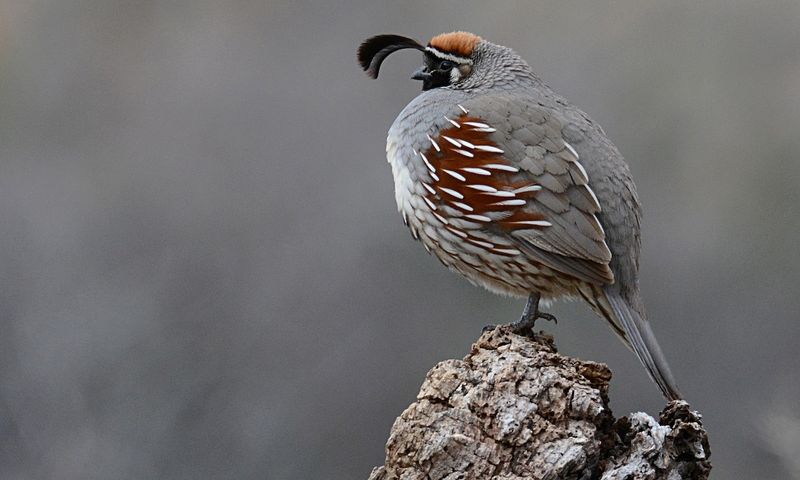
452 41 544 92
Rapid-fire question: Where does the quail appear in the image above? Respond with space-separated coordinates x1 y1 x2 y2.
357 32 682 401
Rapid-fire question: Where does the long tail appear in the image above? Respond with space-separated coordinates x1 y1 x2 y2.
590 287 683 401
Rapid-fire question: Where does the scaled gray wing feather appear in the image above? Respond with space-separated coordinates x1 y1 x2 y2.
462 93 614 285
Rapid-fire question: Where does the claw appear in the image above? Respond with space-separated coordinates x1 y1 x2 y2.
537 313 558 324
509 292 557 336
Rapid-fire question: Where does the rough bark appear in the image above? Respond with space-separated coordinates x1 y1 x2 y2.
369 326 710 480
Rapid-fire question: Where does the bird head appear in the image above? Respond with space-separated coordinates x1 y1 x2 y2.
358 31 507 91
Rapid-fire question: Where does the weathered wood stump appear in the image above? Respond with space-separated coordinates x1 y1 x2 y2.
369 326 710 480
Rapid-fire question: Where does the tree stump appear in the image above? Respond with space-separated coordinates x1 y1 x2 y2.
368 325 710 480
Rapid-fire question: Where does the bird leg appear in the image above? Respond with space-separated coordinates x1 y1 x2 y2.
511 292 557 335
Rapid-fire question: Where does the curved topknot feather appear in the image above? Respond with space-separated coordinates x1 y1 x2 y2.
357 34 424 79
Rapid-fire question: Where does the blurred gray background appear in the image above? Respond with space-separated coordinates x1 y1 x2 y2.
1 1 798 478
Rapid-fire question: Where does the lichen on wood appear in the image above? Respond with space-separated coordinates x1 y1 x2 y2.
369 325 710 480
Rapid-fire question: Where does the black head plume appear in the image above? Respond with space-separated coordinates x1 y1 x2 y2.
358 34 424 79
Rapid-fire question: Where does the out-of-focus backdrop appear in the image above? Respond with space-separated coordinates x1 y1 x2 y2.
1 1 798 478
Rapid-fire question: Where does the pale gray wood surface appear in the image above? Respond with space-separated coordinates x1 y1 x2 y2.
369 326 710 480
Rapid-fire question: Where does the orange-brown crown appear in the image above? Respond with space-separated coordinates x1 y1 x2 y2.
428 31 482 58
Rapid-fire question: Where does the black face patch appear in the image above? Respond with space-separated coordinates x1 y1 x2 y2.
418 52 459 90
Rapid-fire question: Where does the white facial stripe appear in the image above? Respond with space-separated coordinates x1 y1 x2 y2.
425 47 473 65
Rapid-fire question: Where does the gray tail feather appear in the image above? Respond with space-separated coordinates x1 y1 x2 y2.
601 289 683 401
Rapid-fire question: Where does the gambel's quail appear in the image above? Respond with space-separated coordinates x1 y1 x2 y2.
357 32 682 400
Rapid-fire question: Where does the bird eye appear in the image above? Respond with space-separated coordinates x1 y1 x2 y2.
439 60 455 71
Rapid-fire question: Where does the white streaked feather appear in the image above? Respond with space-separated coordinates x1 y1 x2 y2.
466 184 497 193
439 187 464 199
419 151 435 172
586 185 602 210
442 169 466 181
445 226 468 238
483 163 519 172
444 116 461 128
450 201 474 212
457 104 469 114
452 148 474 158
591 215 605 236
493 248 521 256
491 199 527 206
564 141 579 159
457 139 475 149
467 238 495 249
464 121 491 129
448 217 482 230
441 136 461 147
573 160 589 181
483 190 515 197
474 145 504 154
513 184 542 194
430 171 440 182
461 167 491 176
426 134 440 152
465 214 492 222
422 197 437 210
422 183 436 195
508 220 552 227
432 212 449 225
